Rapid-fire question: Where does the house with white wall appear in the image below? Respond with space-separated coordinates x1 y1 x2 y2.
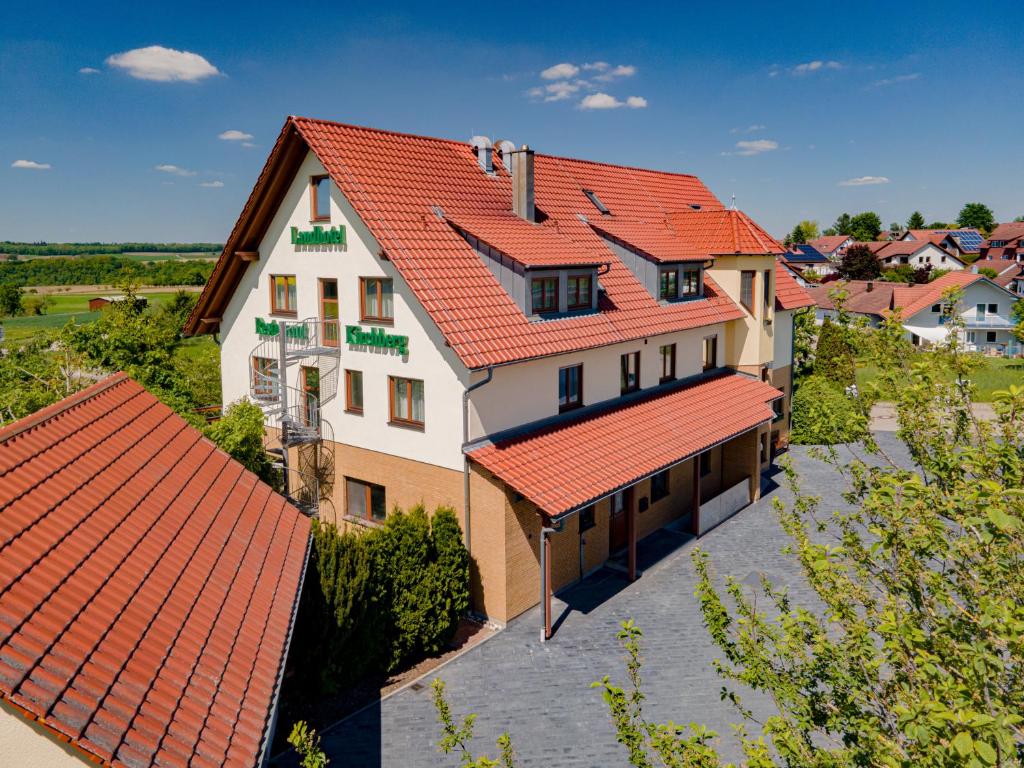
865 239 966 270
806 271 1018 354
185 117 813 638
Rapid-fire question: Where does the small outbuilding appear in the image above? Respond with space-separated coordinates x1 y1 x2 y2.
88 295 149 312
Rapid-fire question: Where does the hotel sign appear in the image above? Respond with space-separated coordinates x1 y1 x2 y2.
255 317 308 339
290 225 346 246
346 325 409 355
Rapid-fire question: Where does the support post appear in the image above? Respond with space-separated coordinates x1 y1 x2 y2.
627 501 637 582
692 455 702 537
278 320 290 497
749 431 762 504
540 526 554 642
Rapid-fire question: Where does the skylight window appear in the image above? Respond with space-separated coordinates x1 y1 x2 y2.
583 189 610 216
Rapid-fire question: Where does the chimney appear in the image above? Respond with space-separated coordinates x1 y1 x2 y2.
511 145 535 222
471 136 493 174
866 281 873 292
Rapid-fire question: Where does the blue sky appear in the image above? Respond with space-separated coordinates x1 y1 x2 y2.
2 0 1022 242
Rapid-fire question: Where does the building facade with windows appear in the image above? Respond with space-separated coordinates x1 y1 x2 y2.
185 118 813 636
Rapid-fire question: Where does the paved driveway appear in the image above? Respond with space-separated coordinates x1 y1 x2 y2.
305 435 910 767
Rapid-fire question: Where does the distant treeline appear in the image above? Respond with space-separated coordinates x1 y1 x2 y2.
0 241 221 257
0 256 215 287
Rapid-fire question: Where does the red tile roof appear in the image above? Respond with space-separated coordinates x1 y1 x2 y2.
986 223 1024 245
808 235 851 254
445 211 608 267
588 217 705 262
0 374 310 768
774 262 816 310
185 118 785 368
891 270 986 318
468 372 782 517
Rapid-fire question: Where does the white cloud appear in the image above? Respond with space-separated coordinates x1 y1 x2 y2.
241 142 256 148
580 93 623 109
79 67 100 75
106 45 220 82
838 176 890 186
581 61 609 71
594 64 636 82
724 139 779 156
11 159 51 170
872 73 920 87
154 163 196 176
540 62 579 80
792 60 842 75
200 180 224 188
542 80 582 101
578 92 647 110
730 124 766 134
218 129 254 141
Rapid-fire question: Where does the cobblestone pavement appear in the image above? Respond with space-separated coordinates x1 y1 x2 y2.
297 434 911 768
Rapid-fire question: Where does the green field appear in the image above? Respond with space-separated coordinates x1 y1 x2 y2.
0 291 187 343
857 356 1024 402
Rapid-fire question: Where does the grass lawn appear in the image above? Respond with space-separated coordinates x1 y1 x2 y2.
857 355 1024 402
0 291 184 344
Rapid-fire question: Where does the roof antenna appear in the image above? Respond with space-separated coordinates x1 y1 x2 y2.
730 194 737 210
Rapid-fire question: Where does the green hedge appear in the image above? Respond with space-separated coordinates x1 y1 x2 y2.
296 505 470 692
791 375 867 445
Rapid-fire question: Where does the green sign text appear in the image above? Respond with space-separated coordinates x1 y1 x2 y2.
256 317 308 339
291 225 346 246
346 325 409 356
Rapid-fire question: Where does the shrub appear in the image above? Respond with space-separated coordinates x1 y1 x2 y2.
813 317 855 386
790 376 866 445
297 505 471 692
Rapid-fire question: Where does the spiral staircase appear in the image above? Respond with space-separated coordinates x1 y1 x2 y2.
249 317 340 517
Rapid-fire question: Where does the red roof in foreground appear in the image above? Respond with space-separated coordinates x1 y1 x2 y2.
0 374 310 768
468 372 782 518
774 262 816 310
186 118 782 368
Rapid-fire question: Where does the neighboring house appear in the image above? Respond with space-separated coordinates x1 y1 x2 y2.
980 222 1024 261
901 228 983 261
184 117 814 638
773 261 816 444
808 235 854 262
806 271 1019 354
88 294 148 312
783 244 838 278
0 374 311 768
971 258 1024 297
864 239 966 269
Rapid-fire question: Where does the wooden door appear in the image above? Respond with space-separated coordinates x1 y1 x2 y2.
609 488 631 553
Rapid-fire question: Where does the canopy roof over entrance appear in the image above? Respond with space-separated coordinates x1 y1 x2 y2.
467 372 782 518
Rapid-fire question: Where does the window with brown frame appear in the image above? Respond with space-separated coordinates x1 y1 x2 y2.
651 469 670 502
620 351 640 394
740 270 756 312
558 364 583 412
659 268 678 300
702 335 718 371
311 175 331 221
270 275 297 315
681 267 701 298
252 357 278 399
530 276 559 314
346 477 386 522
763 268 772 313
345 369 363 413
659 343 676 383
389 376 424 427
360 277 394 322
567 274 592 310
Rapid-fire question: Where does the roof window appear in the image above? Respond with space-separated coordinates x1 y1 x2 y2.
583 189 610 216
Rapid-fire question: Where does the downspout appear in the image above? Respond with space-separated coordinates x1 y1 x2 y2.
462 367 494 555
539 525 556 642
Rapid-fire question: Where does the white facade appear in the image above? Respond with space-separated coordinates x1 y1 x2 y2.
880 243 964 269
219 151 469 471
0 701 88 768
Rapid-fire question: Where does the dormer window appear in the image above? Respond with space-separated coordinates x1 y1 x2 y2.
659 268 678 300
567 274 592 310
659 265 702 302
531 276 559 314
583 189 610 216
